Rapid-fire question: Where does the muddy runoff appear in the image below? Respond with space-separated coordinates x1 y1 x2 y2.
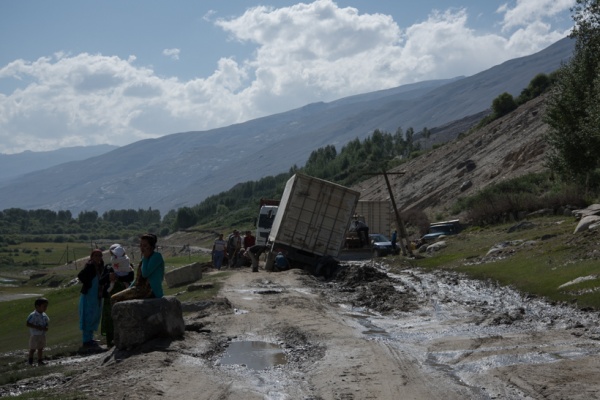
4 261 600 399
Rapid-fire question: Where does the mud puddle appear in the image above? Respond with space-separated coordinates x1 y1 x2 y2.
218 341 287 370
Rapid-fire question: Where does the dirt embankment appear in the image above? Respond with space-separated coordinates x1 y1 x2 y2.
4 261 600 399
355 94 550 220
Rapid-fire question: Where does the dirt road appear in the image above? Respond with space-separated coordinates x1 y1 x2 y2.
9 261 600 399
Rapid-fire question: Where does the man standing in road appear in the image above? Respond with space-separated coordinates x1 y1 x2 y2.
212 233 227 270
227 230 242 267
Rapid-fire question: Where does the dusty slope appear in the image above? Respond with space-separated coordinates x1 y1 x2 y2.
354 94 549 220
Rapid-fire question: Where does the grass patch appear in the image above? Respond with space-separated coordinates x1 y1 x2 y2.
404 215 600 309
0 242 92 268
0 285 82 355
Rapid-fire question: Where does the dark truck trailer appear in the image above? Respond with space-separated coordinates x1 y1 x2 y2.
265 173 360 273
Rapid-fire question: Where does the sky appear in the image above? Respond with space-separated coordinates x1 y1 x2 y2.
0 0 575 155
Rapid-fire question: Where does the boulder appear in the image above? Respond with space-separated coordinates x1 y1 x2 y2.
574 215 600 233
112 296 185 350
426 241 447 253
165 261 205 288
572 204 600 219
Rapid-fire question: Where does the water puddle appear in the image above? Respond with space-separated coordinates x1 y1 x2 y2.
219 341 287 370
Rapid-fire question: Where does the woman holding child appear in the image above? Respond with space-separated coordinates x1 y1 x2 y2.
100 244 134 347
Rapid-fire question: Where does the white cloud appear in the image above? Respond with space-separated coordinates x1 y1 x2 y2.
162 48 180 60
0 0 574 154
498 0 575 32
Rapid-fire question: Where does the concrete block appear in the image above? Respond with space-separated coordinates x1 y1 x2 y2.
165 262 203 287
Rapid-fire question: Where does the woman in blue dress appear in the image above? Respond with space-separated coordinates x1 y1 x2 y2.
77 249 104 347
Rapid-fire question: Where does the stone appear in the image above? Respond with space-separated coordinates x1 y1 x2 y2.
112 296 185 350
165 262 205 288
574 215 600 233
426 241 447 253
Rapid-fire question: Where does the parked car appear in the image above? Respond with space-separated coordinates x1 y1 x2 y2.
421 219 461 243
369 233 400 257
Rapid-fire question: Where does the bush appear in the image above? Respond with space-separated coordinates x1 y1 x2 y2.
452 172 589 225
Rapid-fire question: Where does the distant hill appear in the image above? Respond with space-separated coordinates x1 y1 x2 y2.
0 37 574 216
0 145 117 186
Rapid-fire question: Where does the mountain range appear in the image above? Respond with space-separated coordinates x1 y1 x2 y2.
0 37 574 216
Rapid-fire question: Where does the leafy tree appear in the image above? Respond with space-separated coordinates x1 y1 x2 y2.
545 0 600 188
492 92 518 118
175 207 197 230
516 73 553 104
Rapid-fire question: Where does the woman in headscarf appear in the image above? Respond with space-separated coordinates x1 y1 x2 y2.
111 233 165 304
77 249 105 347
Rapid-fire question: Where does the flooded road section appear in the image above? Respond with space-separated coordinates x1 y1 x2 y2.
335 262 600 399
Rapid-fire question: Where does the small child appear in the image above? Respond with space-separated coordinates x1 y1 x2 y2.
26 297 49 366
107 245 133 293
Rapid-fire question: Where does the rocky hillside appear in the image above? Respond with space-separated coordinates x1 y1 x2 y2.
354 93 550 221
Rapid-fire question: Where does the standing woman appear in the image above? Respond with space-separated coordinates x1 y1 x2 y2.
77 249 104 347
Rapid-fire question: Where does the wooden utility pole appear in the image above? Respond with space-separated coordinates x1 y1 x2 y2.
381 170 413 256
365 169 413 257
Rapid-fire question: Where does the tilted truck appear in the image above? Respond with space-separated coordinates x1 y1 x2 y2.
264 173 360 272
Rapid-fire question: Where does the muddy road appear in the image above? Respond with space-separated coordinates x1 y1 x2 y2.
5 261 600 399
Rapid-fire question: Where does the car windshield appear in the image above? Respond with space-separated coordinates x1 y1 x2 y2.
429 225 455 234
369 234 390 242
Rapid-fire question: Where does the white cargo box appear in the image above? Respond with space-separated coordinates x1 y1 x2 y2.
269 174 360 258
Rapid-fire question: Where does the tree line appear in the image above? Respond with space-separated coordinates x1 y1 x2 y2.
0 208 163 244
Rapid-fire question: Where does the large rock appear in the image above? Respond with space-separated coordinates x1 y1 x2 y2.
112 296 185 350
574 215 600 234
164 261 205 287
573 204 600 219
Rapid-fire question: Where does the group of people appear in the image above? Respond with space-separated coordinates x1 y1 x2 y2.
77 233 165 348
211 230 259 270
211 230 290 272
26 233 166 366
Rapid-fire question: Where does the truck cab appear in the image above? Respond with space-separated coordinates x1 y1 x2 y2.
256 204 278 246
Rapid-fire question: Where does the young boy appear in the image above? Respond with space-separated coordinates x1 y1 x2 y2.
26 297 49 366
